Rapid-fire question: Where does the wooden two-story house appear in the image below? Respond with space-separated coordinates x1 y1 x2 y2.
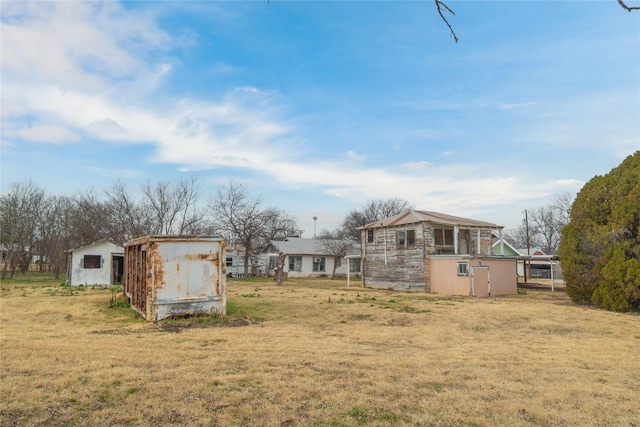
359 210 517 296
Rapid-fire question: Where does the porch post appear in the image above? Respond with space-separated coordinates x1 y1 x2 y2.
454 226 459 254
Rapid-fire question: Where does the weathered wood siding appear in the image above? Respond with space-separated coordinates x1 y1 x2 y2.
362 224 428 292
362 222 496 293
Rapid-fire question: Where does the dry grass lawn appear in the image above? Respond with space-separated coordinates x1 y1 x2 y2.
1 275 639 426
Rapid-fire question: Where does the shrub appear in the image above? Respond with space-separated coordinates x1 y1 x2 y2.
560 151 640 312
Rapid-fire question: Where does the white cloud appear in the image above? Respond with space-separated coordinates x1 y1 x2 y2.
497 102 538 109
345 150 366 162
17 125 80 143
79 164 146 179
2 0 630 229
402 161 432 171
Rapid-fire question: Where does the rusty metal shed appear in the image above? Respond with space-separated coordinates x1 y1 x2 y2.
123 235 226 322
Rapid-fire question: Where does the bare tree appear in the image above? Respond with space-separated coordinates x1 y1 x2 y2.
342 198 415 242
504 222 539 252
210 180 297 280
260 207 298 242
48 195 75 279
104 181 151 243
33 194 63 273
505 193 575 256
317 227 353 280
70 188 111 247
37 195 75 279
0 180 45 279
528 206 563 255
552 192 574 227
142 176 204 235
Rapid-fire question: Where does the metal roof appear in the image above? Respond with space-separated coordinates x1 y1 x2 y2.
265 237 360 256
66 239 124 253
125 234 224 247
360 210 503 230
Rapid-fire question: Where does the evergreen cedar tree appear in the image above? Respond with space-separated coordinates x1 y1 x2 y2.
559 151 640 312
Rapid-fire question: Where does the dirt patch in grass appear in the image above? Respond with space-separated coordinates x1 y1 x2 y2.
155 317 258 333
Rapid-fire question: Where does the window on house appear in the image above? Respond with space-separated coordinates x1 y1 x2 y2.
226 257 233 267
83 255 101 269
457 262 469 276
434 228 454 246
397 230 416 247
313 257 325 272
407 230 415 246
268 256 279 270
349 258 361 273
367 229 374 243
288 256 302 272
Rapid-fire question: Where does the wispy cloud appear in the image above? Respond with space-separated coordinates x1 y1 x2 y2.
497 102 538 109
2 0 636 231
16 124 80 143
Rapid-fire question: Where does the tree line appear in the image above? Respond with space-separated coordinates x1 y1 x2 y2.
0 177 415 281
0 175 578 282
0 179 294 280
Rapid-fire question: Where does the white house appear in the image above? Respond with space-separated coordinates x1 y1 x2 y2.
66 240 124 286
225 249 266 278
262 237 360 278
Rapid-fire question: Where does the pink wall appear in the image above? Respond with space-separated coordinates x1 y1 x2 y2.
429 256 517 297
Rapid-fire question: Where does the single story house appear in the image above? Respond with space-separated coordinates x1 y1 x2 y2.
359 210 517 296
66 240 124 286
225 248 266 278
262 237 360 278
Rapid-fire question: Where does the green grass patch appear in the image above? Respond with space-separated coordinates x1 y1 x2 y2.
0 271 60 284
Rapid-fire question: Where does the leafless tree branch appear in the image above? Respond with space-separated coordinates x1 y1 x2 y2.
435 0 458 43
618 0 640 11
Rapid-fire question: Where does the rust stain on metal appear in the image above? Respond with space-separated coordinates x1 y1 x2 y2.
184 253 220 263
122 235 226 322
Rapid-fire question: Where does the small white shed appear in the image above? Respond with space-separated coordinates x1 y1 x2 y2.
66 240 124 286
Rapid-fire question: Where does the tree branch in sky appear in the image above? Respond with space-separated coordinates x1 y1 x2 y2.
435 0 458 43
618 0 640 11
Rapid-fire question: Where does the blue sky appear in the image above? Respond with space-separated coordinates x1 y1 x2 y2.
2 1 639 236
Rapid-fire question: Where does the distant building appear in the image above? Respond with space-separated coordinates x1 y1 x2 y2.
262 237 360 278
492 240 563 280
66 240 124 286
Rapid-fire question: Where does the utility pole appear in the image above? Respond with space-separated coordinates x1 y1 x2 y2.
524 209 531 283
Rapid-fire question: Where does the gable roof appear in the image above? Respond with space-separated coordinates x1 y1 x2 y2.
516 247 546 256
66 239 124 253
265 237 360 256
492 239 520 256
361 210 503 230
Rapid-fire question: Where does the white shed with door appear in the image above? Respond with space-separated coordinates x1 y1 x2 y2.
66 240 124 286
